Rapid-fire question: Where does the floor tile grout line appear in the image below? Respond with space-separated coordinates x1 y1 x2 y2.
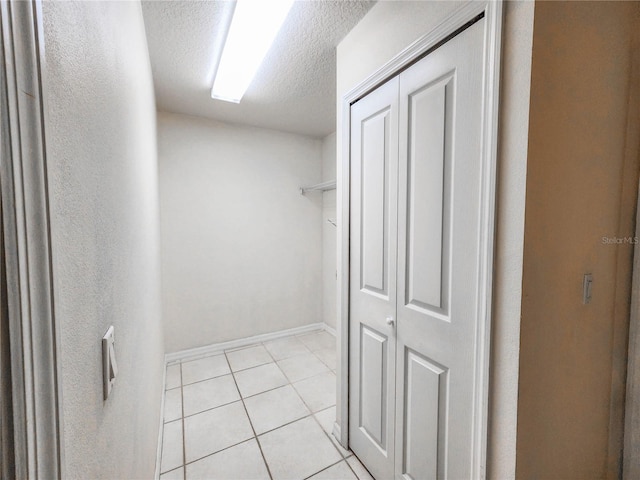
241 381 293 401
302 387 351 461
181 359 272 391
181 356 291 390
162 388 184 423
224 350 274 480
159 365 185 476
247 345 320 436
179 369 335 423
159 417 165 474
246 344 335 436
177 338 331 388
265 345 337 423
263 344 298 391
262 340 312 361
301 458 346 480
347 455 374 480
234 335 328 364
256 411 315 437
295 332 336 353
229 359 272 375
313 357 335 372
292 336 352 466
345 458 362 480
309 346 337 372
178 406 348 477
230 343 310 373
159 464 183 478
171 331 328 369
181 370 231 388
263 349 313 363
182 398 242 420
327 431 354 459
224 342 262 354
179 363 187 480
158 377 167 476
163 331 343 479
181 344 307 382
261 346 346 479
180 437 255 471
225 356 271 373
272 343 352 465
269 350 332 386
290 364 336 386
165 406 346 474
266 345 351 471
289 371 339 416
315 404 337 415
226 343 274 372
234 353 332 390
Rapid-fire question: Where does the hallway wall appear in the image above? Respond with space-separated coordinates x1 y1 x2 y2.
42 1 164 479
158 112 323 353
516 2 640 477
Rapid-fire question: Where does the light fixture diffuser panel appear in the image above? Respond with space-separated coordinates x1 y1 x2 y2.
211 0 294 103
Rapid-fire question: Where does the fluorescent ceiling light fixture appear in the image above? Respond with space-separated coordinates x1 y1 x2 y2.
211 0 294 103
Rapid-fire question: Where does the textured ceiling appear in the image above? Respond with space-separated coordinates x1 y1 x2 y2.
141 0 375 138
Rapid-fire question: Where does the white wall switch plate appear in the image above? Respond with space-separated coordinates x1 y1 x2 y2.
102 326 118 400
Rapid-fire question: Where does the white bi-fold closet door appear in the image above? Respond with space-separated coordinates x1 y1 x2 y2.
349 17 486 480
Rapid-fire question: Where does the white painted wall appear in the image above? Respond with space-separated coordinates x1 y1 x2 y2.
158 112 323 353
487 2 534 477
42 2 164 478
322 132 337 330
335 2 534 478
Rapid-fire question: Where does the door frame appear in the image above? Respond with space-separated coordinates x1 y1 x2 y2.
0 0 64 478
335 2 503 477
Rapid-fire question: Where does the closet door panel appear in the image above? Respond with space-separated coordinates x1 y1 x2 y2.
403 350 448 480
361 110 390 296
405 77 450 312
349 76 399 480
396 18 485 480
359 325 388 448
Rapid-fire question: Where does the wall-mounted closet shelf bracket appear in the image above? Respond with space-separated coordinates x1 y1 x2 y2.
300 180 336 195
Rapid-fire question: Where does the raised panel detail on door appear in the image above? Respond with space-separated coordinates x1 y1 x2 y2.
359 325 388 450
402 349 448 480
361 109 390 298
405 75 453 314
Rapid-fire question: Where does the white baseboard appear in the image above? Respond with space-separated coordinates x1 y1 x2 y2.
323 323 337 337
332 422 347 449
165 322 326 364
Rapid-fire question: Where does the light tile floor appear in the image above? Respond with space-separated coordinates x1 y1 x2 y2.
159 330 374 480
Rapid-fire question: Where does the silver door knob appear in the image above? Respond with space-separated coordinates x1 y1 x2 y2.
386 316 395 327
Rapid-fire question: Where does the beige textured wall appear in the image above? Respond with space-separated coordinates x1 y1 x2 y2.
516 2 640 478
